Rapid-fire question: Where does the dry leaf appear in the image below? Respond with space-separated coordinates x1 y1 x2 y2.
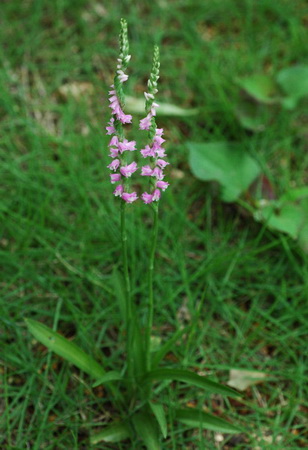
227 369 268 391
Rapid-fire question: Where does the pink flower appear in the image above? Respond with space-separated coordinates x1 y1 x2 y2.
152 189 161 201
141 165 153 176
144 92 154 101
141 192 153 204
150 102 159 116
120 161 138 177
106 118 116 135
156 159 169 169
118 139 136 153
156 128 164 136
152 167 164 180
153 135 165 147
109 136 119 147
107 159 120 171
139 114 152 130
113 185 124 197
156 181 169 191
117 69 128 83
140 145 156 158
155 148 166 158
122 192 138 203
109 147 119 158
110 173 121 184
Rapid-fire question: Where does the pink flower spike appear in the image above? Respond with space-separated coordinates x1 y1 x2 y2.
156 181 169 191
107 159 120 171
141 192 154 204
152 189 161 201
140 145 156 158
152 167 164 180
110 173 121 184
122 192 138 203
120 161 138 177
118 139 136 153
156 128 164 136
113 185 124 197
139 114 152 130
156 159 169 169
141 165 153 176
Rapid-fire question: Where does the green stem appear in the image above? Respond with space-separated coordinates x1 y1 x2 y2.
121 201 134 381
146 204 159 371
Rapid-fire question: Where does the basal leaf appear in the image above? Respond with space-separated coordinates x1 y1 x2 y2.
143 368 239 397
25 318 105 379
90 422 130 444
188 141 261 202
125 95 198 117
149 401 168 439
132 411 161 450
92 371 122 388
175 408 241 434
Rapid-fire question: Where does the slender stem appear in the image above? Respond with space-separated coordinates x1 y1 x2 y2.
121 201 133 380
146 203 159 371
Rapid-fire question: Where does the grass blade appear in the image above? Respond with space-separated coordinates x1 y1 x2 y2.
152 327 188 367
25 318 105 379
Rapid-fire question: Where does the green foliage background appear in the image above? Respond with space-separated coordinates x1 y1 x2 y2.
1 0 307 448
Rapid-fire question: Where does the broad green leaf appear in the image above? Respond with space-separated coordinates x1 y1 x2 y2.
143 369 239 397
25 318 105 379
175 408 241 434
90 422 130 444
149 401 168 439
188 141 261 202
254 200 308 240
277 65 308 107
92 371 122 387
125 95 198 116
152 327 188 367
132 411 161 450
236 74 278 104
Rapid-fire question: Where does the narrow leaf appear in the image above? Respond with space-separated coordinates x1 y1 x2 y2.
175 408 241 434
132 411 161 450
92 371 122 387
90 422 130 444
144 369 239 397
25 318 105 379
149 401 168 438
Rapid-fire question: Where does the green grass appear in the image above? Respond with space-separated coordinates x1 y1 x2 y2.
1 0 307 448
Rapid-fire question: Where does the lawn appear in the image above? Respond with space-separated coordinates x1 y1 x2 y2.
1 0 307 448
